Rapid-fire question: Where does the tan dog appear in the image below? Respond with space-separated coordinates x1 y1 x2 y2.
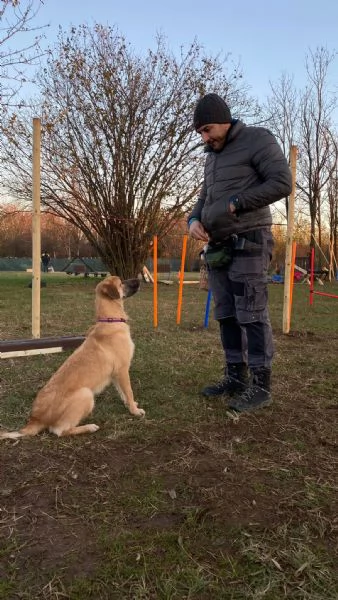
0 276 144 439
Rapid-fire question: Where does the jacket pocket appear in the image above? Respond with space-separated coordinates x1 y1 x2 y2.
203 198 237 231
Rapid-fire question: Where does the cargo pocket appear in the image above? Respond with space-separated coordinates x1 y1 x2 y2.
234 277 268 324
246 278 267 311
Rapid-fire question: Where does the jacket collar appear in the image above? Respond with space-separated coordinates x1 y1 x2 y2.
204 119 244 153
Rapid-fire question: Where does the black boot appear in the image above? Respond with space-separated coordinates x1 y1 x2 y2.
229 367 272 412
201 363 249 398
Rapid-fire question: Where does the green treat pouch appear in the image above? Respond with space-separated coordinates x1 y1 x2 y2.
204 244 233 269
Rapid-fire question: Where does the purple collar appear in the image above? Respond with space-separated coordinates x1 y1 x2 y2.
97 317 127 323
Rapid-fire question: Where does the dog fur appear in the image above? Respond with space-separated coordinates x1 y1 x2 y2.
0 276 145 439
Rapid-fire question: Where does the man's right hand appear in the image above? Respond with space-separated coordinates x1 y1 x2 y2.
189 220 209 242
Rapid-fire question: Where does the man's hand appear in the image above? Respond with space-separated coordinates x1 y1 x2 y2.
228 196 240 214
189 220 209 242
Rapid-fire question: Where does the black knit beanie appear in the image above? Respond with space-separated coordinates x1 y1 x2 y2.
193 93 232 130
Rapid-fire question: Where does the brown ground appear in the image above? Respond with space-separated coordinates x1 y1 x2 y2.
0 329 337 599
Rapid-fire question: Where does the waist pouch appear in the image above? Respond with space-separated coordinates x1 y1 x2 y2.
203 244 233 269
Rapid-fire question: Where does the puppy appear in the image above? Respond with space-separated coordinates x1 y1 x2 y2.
0 276 145 439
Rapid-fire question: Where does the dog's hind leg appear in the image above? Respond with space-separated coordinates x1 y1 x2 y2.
60 423 100 436
49 388 99 437
0 417 45 439
20 417 45 436
113 368 145 417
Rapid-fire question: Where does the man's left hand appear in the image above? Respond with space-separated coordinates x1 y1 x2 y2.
228 196 240 214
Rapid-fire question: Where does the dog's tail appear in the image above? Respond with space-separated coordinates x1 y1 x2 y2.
0 417 45 439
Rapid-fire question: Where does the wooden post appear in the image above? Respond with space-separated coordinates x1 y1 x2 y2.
153 235 158 328
310 247 315 305
282 145 297 334
311 233 330 267
32 117 41 338
329 240 335 282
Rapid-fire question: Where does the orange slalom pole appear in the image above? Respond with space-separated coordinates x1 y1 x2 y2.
153 235 158 328
176 234 188 325
288 241 297 327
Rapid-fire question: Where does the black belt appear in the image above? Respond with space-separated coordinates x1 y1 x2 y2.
211 230 263 250
227 230 263 247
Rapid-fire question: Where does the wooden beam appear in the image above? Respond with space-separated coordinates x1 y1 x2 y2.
0 336 85 359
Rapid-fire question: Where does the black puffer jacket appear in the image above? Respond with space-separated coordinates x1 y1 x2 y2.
188 120 292 243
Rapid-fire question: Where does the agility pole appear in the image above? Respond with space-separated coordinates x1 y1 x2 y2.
176 235 188 325
288 241 297 327
204 289 212 328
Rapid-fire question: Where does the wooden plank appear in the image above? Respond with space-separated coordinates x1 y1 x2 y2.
142 265 154 283
1 347 63 359
0 336 85 353
294 263 307 275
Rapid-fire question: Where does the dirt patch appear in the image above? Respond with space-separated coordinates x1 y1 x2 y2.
1 323 337 598
1 408 337 576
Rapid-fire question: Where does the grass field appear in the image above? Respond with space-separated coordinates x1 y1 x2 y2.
0 272 337 599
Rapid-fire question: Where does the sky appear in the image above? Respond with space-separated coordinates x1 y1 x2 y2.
30 0 338 109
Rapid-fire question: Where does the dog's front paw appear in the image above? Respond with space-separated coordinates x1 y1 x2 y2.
134 408 145 417
88 424 100 432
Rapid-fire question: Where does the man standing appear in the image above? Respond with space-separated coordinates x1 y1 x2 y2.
188 93 292 412
41 251 51 273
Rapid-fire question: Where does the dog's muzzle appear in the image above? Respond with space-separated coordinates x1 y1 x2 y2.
123 278 140 298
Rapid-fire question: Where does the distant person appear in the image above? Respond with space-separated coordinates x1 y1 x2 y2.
41 251 51 273
188 93 292 412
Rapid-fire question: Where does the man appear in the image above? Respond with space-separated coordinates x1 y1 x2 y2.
188 93 292 412
41 251 51 273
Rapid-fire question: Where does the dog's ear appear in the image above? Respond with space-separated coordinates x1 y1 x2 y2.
99 281 121 300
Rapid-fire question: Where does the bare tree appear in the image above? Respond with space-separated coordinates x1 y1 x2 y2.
265 72 298 156
0 204 96 257
0 0 46 112
326 146 338 266
297 48 337 250
264 73 299 216
1 25 258 277
267 47 338 252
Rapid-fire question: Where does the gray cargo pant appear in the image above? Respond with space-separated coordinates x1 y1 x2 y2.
208 228 274 369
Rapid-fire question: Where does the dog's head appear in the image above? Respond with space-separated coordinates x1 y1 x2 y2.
122 278 141 298
96 276 140 300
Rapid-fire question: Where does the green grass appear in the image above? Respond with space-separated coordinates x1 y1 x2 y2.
0 272 337 599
